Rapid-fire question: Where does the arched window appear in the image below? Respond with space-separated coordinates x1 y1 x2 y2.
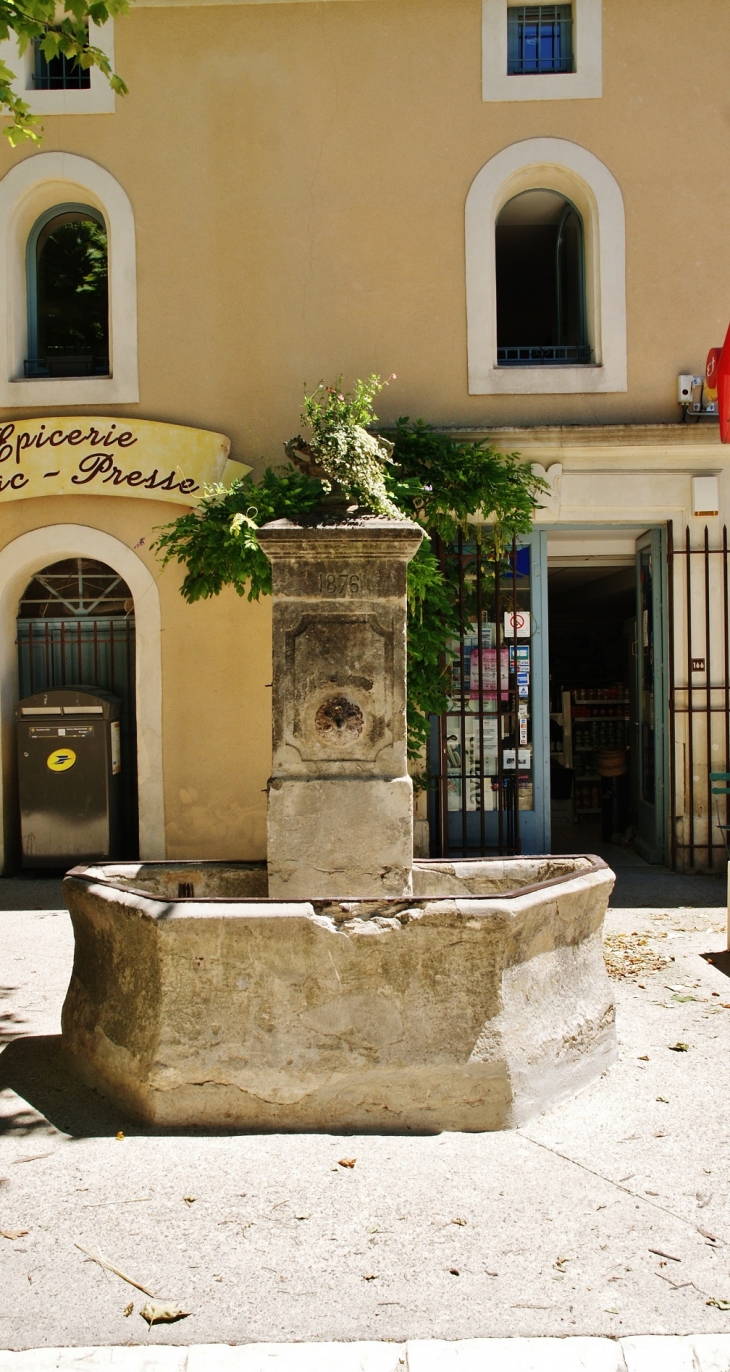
26 204 109 378
465 138 626 394
496 189 587 366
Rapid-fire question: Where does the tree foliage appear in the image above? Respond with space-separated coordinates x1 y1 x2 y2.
0 0 128 145
153 378 546 762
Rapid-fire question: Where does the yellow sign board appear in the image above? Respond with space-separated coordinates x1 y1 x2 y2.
47 747 77 771
0 417 248 507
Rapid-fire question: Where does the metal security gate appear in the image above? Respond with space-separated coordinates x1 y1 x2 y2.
16 558 138 856
429 530 549 857
668 521 730 872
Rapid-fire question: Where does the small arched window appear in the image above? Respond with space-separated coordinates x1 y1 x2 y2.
495 188 588 366
26 203 109 378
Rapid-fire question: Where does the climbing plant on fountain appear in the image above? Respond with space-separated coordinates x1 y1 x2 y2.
153 376 546 761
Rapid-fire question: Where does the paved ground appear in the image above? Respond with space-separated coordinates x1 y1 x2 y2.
1 873 730 1353
553 829 728 909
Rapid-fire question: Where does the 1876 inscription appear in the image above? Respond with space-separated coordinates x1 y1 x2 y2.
318 570 361 596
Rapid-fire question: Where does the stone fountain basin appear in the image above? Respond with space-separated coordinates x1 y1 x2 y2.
61 855 616 1132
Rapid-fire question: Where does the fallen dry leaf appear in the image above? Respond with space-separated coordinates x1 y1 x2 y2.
362 1273 378 1281
669 1042 690 1052
123 1303 133 1318
139 1301 190 1327
604 932 669 981
1 1228 28 1240
338 1159 356 1169
707 1297 730 1311
75 1243 155 1296
183 1196 196 1205
638 1055 649 1061
115 1132 124 1141
451 1218 467 1226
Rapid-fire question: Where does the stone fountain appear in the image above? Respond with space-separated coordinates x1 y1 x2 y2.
61 515 617 1131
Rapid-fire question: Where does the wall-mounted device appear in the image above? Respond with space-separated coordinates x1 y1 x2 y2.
692 475 719 518
677 375 719 417
678 374 717 415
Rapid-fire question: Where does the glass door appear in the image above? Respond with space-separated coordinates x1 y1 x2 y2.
634 528 668 863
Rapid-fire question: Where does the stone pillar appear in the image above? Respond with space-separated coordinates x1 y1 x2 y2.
258 518 423 899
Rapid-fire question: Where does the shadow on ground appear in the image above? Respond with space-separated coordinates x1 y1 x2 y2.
0 1035 442 1141
0 1035 131 1137
701 948 730 978
554 826 728 906
0 874 65 909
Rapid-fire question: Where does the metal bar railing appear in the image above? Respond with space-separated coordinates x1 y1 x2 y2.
669 523 730 868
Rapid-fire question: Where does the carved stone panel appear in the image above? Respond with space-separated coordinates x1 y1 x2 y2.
283 613 394 763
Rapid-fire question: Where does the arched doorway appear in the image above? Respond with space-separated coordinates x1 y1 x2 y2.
17 557 138 855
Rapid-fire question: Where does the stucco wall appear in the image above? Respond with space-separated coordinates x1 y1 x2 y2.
0 497 272 863
0 0 724 464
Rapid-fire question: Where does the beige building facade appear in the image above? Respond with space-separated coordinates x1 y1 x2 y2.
0 0 725 871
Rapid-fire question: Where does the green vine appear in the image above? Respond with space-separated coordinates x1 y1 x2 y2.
153 378 546 765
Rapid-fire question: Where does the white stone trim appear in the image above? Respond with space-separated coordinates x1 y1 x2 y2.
0 20 115 115
0 524 164 871
482 0 602 102
465 138 627 395
0 152 138 406
3 1339 730 1369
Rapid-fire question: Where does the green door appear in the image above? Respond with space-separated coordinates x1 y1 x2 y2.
634 528 668 863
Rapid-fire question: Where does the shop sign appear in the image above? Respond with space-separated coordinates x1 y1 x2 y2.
0 417 248 506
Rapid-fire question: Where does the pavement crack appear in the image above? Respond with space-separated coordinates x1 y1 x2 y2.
517 1130 727 1247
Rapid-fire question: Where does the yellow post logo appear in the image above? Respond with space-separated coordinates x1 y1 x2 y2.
47 748 77 772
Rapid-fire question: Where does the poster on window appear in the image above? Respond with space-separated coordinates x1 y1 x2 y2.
469 647 509 700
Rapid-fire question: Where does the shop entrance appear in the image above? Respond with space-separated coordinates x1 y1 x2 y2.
16 557 138 857
548 560 635 854
548 530 668 863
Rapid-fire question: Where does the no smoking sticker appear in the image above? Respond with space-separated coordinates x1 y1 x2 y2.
47 748 76 772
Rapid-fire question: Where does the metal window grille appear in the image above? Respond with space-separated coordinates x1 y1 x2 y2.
33 37 91 90
24 354 109 378
498 344 591 366
507 5 574 75
667 522 730 872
